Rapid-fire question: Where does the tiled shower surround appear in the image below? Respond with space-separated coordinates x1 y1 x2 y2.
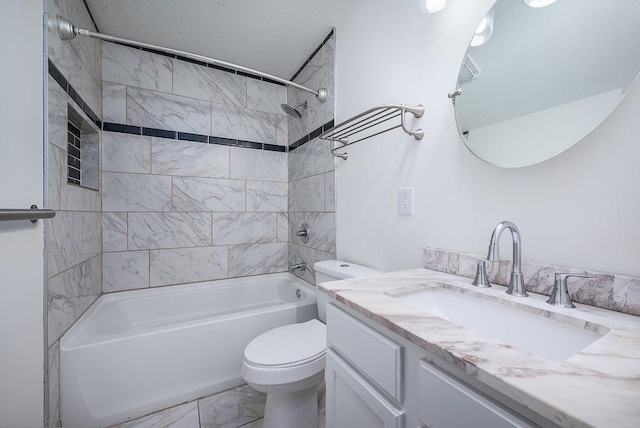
100 32 336 290
288 33 337 284
47 0 102 426
47 21 334 426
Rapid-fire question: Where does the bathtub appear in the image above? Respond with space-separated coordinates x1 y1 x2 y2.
60 273 318 427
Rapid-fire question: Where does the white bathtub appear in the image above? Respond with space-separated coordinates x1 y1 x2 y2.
60 273 318 427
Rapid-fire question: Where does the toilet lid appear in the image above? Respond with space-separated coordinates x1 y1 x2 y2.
244 319 326 367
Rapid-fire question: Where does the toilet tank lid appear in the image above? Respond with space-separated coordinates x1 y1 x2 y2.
313 260 382 279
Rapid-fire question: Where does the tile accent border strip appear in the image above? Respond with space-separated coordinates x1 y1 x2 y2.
290 29 335 82
101 122 287 152
423 247 640 316
48 59 288 153
49 59 101 128
289 120 334 151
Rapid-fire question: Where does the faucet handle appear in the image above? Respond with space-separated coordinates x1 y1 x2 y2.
460 255 492 288
546 272 595 308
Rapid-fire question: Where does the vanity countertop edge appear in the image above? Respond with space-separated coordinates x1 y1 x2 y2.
318 268 640 428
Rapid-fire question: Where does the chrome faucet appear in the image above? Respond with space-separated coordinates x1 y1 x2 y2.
487 221 527 297
547 273 594 308
289 262 306 273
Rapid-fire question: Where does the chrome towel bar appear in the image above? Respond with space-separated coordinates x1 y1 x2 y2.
0 205 56 223
319 104 424 160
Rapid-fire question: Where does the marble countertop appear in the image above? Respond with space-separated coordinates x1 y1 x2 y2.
318 268 640 428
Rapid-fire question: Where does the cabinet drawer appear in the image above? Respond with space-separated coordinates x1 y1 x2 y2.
327 304 403 402
326 350 404 428
419 360 534 428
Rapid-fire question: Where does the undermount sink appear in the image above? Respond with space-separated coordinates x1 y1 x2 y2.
389 284 608 361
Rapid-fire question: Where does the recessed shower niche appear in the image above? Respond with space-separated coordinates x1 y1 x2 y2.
67 104 99 190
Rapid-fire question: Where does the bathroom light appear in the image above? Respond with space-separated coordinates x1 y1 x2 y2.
421 0 447 13
470 10 494 47
524 0 557 7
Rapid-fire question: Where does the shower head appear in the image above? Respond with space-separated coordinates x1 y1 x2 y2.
280 102 308 119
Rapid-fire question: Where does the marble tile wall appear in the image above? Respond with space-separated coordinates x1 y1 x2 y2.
287 33 337 285
46 0 103 426
423 247 640 316
101 133 289 290
101 41 289 147
288 33 335 146
101 40 293 290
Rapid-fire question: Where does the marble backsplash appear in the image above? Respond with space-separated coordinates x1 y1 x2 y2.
424 247 640 316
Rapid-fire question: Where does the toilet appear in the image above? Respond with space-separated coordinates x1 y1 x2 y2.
241 260 382 428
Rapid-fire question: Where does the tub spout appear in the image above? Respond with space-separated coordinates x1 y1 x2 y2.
289 262 306 272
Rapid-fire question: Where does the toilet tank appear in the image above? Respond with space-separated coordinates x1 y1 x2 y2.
314 260 382 322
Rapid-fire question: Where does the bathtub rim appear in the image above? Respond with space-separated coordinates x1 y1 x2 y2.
61 272 317 351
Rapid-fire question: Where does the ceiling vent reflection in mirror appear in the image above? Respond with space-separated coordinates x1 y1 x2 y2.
459 55 481 84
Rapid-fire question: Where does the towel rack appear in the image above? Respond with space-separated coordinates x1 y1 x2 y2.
0 205 56 223
319 104 424 160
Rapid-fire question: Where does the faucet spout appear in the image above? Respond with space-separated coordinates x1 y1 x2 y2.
289 262 306 273
487 221 527 297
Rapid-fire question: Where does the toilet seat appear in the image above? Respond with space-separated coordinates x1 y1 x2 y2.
242 320 326 390
244 319 326 368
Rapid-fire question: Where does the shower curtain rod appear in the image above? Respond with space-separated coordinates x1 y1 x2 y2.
49 16 329 103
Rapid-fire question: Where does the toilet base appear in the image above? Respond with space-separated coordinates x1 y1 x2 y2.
263 384 319 428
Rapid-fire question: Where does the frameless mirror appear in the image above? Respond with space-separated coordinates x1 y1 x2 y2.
454 0 640 168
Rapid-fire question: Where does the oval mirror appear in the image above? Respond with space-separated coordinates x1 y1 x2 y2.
454 0 640 168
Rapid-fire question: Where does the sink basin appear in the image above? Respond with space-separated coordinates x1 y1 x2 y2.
389 285 607 361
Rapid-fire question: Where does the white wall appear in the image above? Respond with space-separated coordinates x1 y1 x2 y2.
0 0 46 426
334 0 640 277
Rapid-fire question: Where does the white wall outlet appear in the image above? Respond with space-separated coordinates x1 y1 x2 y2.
398 188 414 215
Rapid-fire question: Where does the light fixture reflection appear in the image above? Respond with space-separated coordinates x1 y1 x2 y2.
470 10 494 47
524 0 558 7
422 0 447 13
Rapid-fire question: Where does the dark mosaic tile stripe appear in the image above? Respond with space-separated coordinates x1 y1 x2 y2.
48 60 68 92
237 140 262 150
49 59 100 127
103 122 141 135
143 127 176 139
178 132 208 143
209 136 237 147
291 29 334 82
264 144 287 153
67 85 83 111
289 120 335 152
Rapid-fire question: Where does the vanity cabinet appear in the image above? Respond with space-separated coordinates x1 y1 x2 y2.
326 303 404 428
326 350 404 428
326 303 543 428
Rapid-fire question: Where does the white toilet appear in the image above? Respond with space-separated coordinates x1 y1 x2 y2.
241 260 381 428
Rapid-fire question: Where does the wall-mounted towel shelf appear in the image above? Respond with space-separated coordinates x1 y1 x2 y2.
319 104 424 160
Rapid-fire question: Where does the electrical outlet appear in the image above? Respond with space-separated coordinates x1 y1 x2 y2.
398 188 414 215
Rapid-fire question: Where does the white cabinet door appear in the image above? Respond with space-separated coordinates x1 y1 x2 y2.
326 350 404 428
419 360 534 428
327 304 403 402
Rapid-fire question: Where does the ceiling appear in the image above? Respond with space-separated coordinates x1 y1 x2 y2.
84 0 342 79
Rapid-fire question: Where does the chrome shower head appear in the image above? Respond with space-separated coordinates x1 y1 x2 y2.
280 101 307 119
